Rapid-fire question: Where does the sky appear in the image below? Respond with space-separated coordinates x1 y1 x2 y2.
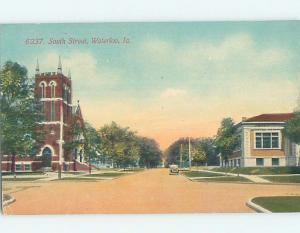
1 21 300 149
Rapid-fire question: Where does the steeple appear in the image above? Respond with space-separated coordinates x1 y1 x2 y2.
57 56 62 74
68 69 71 79
35 58 40 75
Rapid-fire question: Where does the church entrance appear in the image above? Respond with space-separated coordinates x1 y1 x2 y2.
42 147 52 168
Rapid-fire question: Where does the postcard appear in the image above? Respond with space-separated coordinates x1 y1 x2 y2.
1 21 300 215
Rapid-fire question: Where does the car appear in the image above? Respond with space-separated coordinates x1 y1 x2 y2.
169 164 179 175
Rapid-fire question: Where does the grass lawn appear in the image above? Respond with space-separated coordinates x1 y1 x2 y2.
195 176 252 183
3 194 11 202
85 172 125 177
211 167 300 175
2 177 42 181
54 177 97 181
183 171 224 178
2 172 45 176
252 196 300 212
62 172 85 175
261 175 300 183
121 168 145 172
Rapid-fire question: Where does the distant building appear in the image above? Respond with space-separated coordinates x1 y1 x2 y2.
220 113 300 167
2 58 90 172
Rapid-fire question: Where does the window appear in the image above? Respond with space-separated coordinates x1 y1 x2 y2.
256 158 264 166
50 101 55 121
40 102 45 120
40 82 46 98
272 158 280 166
49 81 56 98
25 164 31 171
15 164 23 171
255 132 279 149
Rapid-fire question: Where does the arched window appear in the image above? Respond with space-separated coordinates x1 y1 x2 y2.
49 81 56 98
39 81 47 98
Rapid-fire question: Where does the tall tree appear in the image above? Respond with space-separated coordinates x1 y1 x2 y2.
284 112 300 143
215 118 239 165
0 61 44 173
84 122 101 173
64 120 101 173
138 137 162 168
192 144 207 166
98 122 139 168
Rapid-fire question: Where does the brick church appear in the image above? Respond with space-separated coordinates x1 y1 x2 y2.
2 58 90 172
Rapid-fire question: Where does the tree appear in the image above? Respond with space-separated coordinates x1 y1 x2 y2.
64 120 101 173
138 137 162 168
215 118 239 166
192 144 206 166
165 137 218 167
84 122 101 163
164 138 190 166
284 112 300 143
98 122 139 168
0 61 44 174
198 138 218 165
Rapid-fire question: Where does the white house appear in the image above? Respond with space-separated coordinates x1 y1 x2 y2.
220 113 300 167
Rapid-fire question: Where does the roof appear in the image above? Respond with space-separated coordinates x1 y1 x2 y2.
244 113 295 122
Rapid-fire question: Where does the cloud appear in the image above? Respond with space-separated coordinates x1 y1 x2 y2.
26 50 120 91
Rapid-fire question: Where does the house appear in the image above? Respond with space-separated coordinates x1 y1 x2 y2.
1 58 90 172
220 113 300 167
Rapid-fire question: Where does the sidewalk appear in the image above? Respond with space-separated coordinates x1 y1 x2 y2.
193 169 271 183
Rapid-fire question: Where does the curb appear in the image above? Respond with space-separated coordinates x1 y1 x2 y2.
3 195 16 207
246 199 272 213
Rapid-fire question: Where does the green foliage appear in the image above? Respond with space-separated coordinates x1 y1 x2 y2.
215 118 239 162
84 122 101 161
138 137 162 168
98 122 140 168
284 112 300 143
192 144 206 164
0 61 44 159
97 122 162 168
165 137 217 166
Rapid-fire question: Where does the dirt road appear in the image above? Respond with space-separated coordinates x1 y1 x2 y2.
4 169 300 214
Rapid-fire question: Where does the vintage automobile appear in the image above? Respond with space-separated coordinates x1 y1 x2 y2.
169 164 179 175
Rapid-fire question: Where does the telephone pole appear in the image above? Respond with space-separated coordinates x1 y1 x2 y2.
180 144 183 168
188 137 192 169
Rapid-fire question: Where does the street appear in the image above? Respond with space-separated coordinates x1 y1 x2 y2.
4 168 300 214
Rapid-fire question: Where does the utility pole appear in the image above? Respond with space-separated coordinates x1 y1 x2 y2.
180 144 183 169
188 137 192 169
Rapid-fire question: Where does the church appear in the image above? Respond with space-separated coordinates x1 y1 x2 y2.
1 58 90 172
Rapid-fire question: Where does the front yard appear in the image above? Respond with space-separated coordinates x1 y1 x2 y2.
261 175 300 183
2 177 43 181
252 196 300 212
210 166 300 175
195 176 252 183
84 172 126 177
183 171 224 178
